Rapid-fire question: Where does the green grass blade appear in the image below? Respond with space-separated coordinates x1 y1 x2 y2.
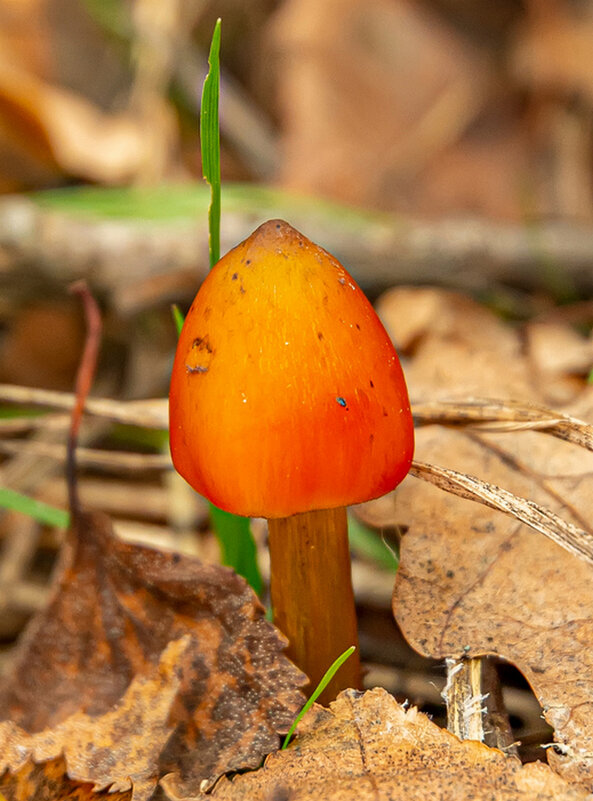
171 304 185 337
201 18 222 268
197 19 262 596
281 646 356 750
0 488 69 528
347 514 399 572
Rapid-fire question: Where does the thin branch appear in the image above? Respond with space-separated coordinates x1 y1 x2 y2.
0 440 170 473
412 398 593 451
0 385 168 429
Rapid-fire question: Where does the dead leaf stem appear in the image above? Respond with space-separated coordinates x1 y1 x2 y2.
67 282 102 519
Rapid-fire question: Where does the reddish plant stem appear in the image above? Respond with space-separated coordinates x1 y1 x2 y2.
66 281 102 520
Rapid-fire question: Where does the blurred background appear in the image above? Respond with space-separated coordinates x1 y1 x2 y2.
1 0 593 394
2 0 593 217
2 0 592 754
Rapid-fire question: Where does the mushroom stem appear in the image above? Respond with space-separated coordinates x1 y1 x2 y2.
268 506 361 705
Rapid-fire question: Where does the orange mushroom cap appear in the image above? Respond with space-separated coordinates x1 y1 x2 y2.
169 220 414 519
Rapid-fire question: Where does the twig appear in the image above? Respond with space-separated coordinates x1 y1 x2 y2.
0 440 170 473
2 193 593 301
412 398 593 450
0 385 168 429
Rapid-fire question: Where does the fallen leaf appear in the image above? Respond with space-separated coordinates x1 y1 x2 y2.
0 511 305 796
524 321 593 405
0 755 132 801
0 637 187 801
0 60 148 184
512 0 593 102
377 287 532 399
383 287 593 788
211 688 589 800
268 0 513 217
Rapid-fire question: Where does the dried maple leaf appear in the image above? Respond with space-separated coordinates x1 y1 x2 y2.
382 287 593 788
211 688 588 800
0 511 305 798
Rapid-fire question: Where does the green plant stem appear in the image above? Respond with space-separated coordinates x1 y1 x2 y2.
201 18 222 268
199 18 262 595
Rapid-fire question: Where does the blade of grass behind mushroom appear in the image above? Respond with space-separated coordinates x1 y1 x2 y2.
193 19 262 595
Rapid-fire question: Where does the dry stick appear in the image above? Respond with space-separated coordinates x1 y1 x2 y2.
444 656 517 755
268 507 361 706
412 398 593 451
0 385 168 429
0 440 170 472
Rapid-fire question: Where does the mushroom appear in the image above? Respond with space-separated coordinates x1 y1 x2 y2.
169 220 414 703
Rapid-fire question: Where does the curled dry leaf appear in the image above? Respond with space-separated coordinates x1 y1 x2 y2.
383 287 593 787
0 755 132 801
211 688 588 800
0 637 188 801
0 511 305 797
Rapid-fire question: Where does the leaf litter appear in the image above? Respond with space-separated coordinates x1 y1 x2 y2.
211 688 588 800
3 283 593 797
381 287 593 789
0 284 305 800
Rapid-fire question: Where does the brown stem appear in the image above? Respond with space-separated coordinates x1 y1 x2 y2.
268 506 361 705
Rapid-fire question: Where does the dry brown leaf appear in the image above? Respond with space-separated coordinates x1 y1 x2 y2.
383 287 593 787
0 637 187 800
0 60 148 184
0 511 305 796
512 1 593 102
525 321 593 405
0 755 132 801
211 688 588 800
269 0 522 218
377 287 533 399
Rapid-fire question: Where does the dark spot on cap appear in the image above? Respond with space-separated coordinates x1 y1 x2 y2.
369 380 374 388
322 295 329 305
369 433 374 444
246 259 252 265
382 407 388 417
232 273 239 280
240 285 246 294
356 323 361 330
446 569 454 578
172 553 181 564
276 223 281 229
317 331 324 340
186 364 208 374
192 336 213 353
